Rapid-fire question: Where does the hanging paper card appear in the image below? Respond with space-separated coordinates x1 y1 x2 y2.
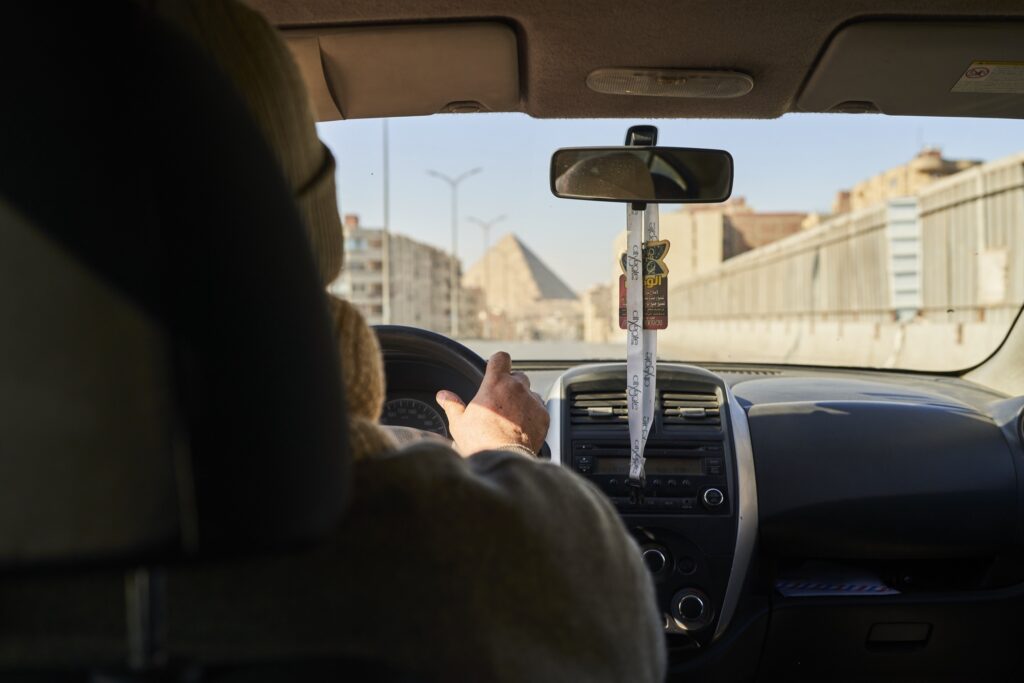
618 239 670 329
643 239 669 329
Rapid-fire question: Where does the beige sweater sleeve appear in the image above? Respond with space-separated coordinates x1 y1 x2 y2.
167 443 667 683
336 444 667 682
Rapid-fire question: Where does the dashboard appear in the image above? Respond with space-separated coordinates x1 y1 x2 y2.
376 331 1024 681
381 395 449 437
547 362 1024 681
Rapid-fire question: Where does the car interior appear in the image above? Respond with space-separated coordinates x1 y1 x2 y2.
4 1 1024 681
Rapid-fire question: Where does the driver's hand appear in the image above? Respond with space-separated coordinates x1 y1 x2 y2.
436 351 549 457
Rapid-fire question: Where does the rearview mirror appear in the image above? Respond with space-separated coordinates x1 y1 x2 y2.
550 146 733 203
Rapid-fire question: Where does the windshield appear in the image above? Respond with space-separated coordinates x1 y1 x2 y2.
318 114 1024 372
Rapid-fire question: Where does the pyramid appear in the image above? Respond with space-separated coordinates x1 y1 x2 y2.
464 233 577 315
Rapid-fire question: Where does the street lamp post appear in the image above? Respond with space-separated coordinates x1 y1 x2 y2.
467 215 506 341
427 167 482 337
467 214 506 256
381 119 391 324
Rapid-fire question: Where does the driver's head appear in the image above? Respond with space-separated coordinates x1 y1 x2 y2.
151 0 343 287
155 0 394 457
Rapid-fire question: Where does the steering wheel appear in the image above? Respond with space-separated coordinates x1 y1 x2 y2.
372 325 550 458
374 324 486 385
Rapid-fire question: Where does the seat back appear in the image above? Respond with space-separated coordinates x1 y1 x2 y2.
0 0 349 586
0 2 362 676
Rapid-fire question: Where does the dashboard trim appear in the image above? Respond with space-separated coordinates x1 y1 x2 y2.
545 371 567 466
714 387 759 640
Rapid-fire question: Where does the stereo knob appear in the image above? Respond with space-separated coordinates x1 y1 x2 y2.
671 588 713 631
702 487 724 508
641 546 668 574
678 593 706 621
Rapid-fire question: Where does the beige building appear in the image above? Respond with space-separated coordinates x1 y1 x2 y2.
724 205 811 256
333 214 386 321
606 197 806 331
611 198 807 286
330 214 480 335
605 199 808 338
464 233 582 341
582 283 614 344
833 147 980 214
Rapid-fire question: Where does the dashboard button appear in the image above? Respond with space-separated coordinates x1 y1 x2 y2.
575 455 594 473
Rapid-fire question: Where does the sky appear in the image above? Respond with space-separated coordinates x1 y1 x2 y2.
317 113 1024 293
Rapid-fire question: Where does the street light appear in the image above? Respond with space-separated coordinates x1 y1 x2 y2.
467 215 506 341
467 214 506 255
427 167 482 337
381 119 391 324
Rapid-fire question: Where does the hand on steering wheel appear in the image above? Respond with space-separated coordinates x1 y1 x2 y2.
436 351 549 457
373 326 552 459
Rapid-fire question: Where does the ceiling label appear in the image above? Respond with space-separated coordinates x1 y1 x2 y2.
952 61 1024 94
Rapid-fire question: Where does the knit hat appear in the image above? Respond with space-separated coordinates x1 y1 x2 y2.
157 0 395 459
151 0 344 287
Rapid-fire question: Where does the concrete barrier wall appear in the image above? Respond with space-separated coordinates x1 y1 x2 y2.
657 318 1008 371
920 152 1024 321
671 203 892 319
657 152 1024 370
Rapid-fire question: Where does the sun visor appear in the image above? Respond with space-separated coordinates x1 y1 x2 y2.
798 21 1024 119
284 22 519 121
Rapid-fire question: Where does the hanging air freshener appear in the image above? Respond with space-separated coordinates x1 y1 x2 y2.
618 238 670 330
548 123 734 502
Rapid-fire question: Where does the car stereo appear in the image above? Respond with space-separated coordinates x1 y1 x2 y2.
571 440 729 514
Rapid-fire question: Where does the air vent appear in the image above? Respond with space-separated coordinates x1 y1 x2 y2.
571 391 628 425
662 389 721 427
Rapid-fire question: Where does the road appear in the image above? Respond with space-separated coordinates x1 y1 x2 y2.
456 339 624 361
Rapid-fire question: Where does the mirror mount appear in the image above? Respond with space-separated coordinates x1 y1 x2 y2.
625 125 658 212
624 124 658 147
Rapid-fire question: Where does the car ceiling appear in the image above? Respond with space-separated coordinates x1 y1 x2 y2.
247 0 1024 120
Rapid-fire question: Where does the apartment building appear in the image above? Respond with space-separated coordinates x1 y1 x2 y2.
330 214 480 336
